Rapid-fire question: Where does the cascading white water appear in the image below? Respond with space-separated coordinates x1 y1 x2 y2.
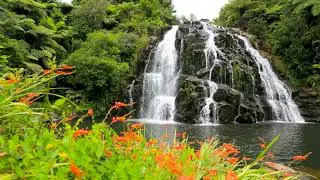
141 26 179 121
199 81 219 124
237 35 304 122
199 22 222 124
128 80 135 106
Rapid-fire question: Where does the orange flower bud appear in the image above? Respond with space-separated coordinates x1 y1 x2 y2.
43 69 52 75
70 162 83 177
59 64 74 70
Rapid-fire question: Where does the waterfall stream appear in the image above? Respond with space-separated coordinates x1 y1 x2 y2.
237 36 304 122
199 22 221 124
140 26 179 121
135 22 304 124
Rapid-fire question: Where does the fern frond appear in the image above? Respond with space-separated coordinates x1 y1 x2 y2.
43 46 56 54
23 62 43 73
45 38 66 53
27 55 39 61
30 49 52 59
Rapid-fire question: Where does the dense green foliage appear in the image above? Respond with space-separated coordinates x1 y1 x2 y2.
215 0 320 90
0 0 175 115
0 0 73 74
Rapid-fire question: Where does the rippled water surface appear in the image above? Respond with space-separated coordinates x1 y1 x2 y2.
122 121 320 177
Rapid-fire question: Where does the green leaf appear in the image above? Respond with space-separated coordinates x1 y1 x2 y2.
311 4 320 16
53 98 66 108
312 64 320 69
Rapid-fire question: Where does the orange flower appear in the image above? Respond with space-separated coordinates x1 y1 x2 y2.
173 144 186 151
226 171 238 180
155 153 183 176
19 97 29 104
113 102 129 109
70 162 83 177
222 143 240 155
43 69 52 75
59 64 74 70
73 129 91 139
113 131 143 143
19 93 40 105
27 93 40 99
115 136 127 142
131 123 143 129
87 108 94 117
178 176 194 180
104 150 112 158
111 116 126 123
203 176 211 180
6 78 18 84
49 123 57 129
208 169 218 176
55 70 73 75
227 157 239 165
292 152 312 161
65 114 76 121
258 137 266 149
147 139 158 146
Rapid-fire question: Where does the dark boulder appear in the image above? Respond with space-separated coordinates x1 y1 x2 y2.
217 103 237 124
175 76 207 123
294 87 320 123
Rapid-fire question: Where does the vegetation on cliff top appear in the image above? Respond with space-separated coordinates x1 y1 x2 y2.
215 0 320 91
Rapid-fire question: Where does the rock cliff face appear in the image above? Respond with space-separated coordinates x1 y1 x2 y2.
129 21 309 124
294 88 320 123
174 21 264 124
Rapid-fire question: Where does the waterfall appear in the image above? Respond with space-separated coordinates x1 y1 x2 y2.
128 80 135 106
199 22 222 124
140 26 179 121
237 35 304 123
